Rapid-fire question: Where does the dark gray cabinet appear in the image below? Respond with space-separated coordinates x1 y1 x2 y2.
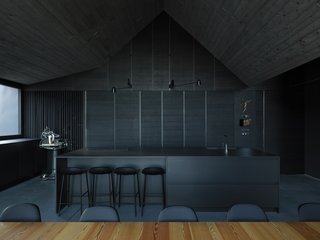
166 156 279 211
0 138 46 191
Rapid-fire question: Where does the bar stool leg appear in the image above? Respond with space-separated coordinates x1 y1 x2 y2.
133 175 137 216
112 174 115 206
143 175 147 207
58 174 65 216
67 175 71 207
91 174 95 206
142 174 147 216
80 174 83 214
115 174 118 207
112 174 116 206
85 172 90 208
108 174 112 206
137 174 141 207
162 174 166 208
118 175 122 207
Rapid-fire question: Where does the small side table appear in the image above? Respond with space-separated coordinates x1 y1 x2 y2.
39 144 66 180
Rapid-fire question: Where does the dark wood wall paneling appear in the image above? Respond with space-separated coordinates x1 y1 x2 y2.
141 91 162 148
109 43 131 91
264 86 304 174
86 90 262 149
305 81 320 178
170 20 193 89
153 13 170 89
25 12 245 91
254 73 305 174
24 91 84 151
115 92 140 148
185 91 205 147
86 91 114 148
132 24 153 89
163 91 183 148
302 58 320 178
23 13 251 153
207 91 234 147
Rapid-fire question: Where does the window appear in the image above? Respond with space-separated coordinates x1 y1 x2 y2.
0 84 21 137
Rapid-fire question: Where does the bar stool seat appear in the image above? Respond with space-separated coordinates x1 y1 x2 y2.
115 167 138 175
142 167 165 175
89 167 114 207
114 167 141 216
58 167 90 216
89 167 113 175
142 167 166 216
61 167 87 175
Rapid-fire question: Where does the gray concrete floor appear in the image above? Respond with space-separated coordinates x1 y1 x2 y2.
1 174 320 222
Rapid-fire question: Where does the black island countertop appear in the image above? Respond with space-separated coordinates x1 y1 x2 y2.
57 147 274 158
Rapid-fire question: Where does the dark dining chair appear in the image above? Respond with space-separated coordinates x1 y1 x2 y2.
79 206 120 222
0 203 41 222
298 202 320 221
158 206 198 222
227 203 268 222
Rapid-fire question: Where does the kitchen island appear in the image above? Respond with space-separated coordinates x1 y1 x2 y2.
56 148 279 212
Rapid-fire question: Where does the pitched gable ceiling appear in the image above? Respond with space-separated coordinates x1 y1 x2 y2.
164 0 320 85
1 0 320 85
0 0 162 84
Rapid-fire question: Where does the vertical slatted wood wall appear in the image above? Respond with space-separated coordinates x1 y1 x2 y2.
86 90 263 149
23 91 84 151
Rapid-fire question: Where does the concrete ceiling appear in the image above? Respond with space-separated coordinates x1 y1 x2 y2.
1 0 320 86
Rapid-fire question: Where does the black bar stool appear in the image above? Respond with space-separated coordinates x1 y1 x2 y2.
89 167 114 207
141 167 166 216
114 167 141 216
58 167 90 216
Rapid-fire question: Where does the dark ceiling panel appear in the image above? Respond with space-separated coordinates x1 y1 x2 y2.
164 0 320 85
1 0 320 86
0 0 162 84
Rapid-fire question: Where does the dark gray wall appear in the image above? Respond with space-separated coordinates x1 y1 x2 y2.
303 58 320 178
24 91 84 152
25 12 245 91
207 91 234 147
305 80 320 178
141 91 162 148
185 91 205 147
85 90 263 150
86 91 114 148
254 74 305 174
115 92 140 148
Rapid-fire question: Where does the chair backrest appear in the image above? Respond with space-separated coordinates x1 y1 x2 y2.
227 203 268 222
0 203 41 222
298 202 320 221
80 206 120 222
158 206 198 222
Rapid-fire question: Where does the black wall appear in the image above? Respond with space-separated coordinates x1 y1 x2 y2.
254 70 305 174
85 90 263 149
303 59 320 178
305 81 320 178
24 91 84 151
